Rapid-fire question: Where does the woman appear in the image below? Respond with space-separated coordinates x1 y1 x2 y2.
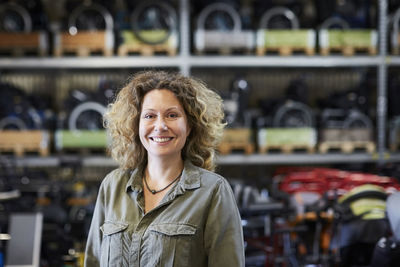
84 70 245 267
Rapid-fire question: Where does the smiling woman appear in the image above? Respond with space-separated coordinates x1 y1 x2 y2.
84 70 245 267
139 89 191 161
104 70 225 171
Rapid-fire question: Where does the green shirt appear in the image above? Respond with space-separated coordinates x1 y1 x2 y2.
84 161 245 267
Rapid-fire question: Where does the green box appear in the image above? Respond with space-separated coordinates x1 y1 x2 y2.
120 30 176 46
319 29 377 48
258 128 316 147
55 130 109 150
257 29 315 48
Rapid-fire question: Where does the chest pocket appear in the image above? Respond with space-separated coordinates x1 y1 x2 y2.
146 223 197 267
100 221 129 267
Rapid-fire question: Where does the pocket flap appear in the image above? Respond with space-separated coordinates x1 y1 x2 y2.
149 223 197 236
100 221 128 236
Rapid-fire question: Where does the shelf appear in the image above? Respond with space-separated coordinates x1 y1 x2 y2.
223 152 400 164
386 56 400 66
188 56 382 68
9 152 398 168
216 153 380 165
0 55 382 69
10 155 118 168
386 152 400 162
0 56 182 69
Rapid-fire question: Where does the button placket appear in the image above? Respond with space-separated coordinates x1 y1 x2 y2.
130 232 141 265
131 214 153 266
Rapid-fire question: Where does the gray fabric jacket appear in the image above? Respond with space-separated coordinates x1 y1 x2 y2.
84 161 245 267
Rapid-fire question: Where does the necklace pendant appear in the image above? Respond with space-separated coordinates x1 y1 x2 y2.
144 169 183 195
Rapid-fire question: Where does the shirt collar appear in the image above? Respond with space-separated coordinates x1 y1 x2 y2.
126 164 145 193
179 160 201 191
125 160 201 193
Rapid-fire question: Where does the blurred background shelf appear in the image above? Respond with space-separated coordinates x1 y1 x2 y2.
188 56 382 68
1 1 400 266
0 56 182 69
386 56 400 65
0 56 383 69
8 153 400 168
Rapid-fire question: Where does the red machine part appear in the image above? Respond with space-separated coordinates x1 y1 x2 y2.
279 170 328 195
278 168 400 196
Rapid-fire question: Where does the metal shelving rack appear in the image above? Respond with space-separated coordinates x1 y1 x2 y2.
0 0 397 167
0 55 383 69
10 153 400 168
377 0 389 165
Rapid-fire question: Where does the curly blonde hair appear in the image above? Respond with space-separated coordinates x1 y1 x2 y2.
104 70 225 171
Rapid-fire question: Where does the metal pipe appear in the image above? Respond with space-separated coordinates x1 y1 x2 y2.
377 0 388 165
179 0 190 76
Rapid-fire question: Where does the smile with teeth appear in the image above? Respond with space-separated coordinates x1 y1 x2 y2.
151 137 173 143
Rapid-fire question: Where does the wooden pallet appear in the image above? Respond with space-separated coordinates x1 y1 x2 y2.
218 128 254 155
118 43 176 56
53 31 113 57
257 46 315 56
0 130 50 156
219 142 254 155
319 141 376 154
0 32 47 56
320 46 376 56
259 144 315 154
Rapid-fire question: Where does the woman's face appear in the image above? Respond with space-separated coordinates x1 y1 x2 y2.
139 89 191 160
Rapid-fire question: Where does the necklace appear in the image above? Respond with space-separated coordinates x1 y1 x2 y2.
144 170 183 194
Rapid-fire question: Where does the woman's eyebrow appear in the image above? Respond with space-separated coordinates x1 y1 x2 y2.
166 107 181 111
141 106 183 113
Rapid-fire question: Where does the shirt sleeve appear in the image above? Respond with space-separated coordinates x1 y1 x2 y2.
84 179 106 267
204 178 245 267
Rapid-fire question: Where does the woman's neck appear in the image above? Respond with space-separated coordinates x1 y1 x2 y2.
146 156 184 183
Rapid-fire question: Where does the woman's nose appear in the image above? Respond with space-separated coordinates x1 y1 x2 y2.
155 117 168 131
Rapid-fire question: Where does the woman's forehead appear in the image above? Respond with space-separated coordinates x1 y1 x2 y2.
141 89 184 110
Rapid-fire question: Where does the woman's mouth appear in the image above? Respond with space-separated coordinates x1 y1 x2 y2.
150 137 173 143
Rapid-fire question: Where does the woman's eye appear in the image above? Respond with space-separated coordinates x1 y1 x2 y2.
144 114 155 119
168 113 178 118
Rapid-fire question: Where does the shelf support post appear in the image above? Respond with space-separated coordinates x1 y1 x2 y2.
179 0 190 76
377 0 388 165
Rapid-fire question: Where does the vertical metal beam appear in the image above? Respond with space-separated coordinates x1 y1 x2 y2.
377 0 388 165
179 0 190 76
